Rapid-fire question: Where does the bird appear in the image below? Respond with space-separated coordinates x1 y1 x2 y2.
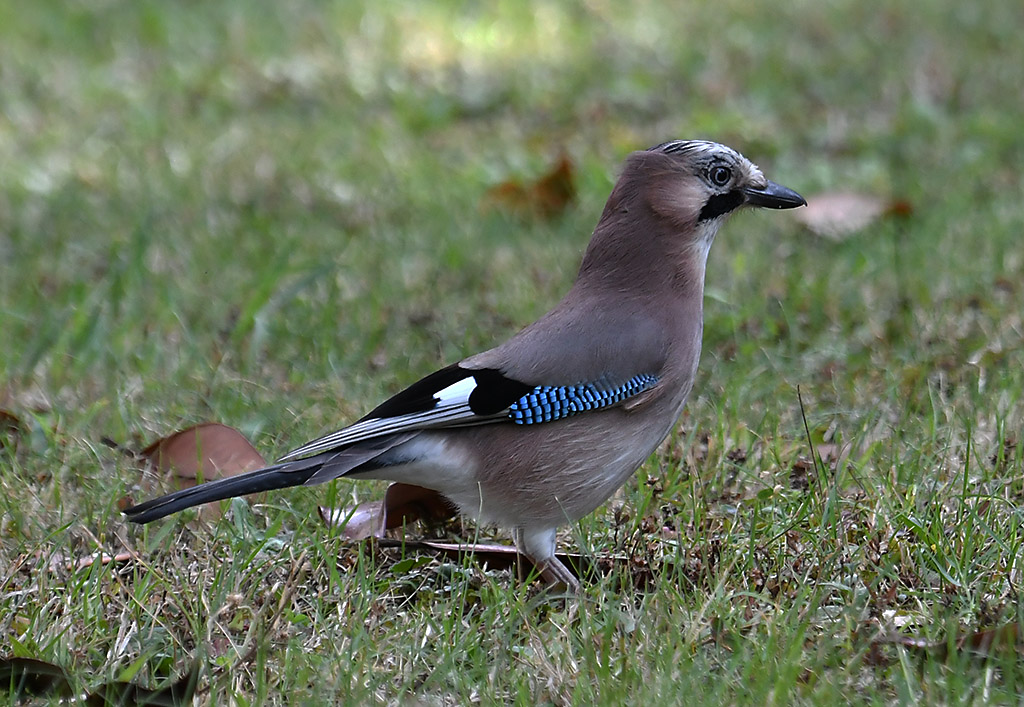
124 140 806 591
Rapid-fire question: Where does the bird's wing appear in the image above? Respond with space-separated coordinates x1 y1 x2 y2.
278 363 660 461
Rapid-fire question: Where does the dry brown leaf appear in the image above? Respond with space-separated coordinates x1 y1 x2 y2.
813 441 852 469
879 623 1023 660
319 501 386 540
128 423 267 520
375 537 594 580
319 482 456 540
44 550 134 575
0 409 23 449
320 485 669 587
380 482 457 529
72 551 133 571
0 656 198 705
794 191 897 240
375 538 666 589
141 422 266 485
790 456 813 491
956 624 1023 657
0 658 72 700
0 384 52 414
482 153 576 219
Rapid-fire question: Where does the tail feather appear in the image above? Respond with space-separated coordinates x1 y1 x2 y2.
123 457 323 524
124 432 418 524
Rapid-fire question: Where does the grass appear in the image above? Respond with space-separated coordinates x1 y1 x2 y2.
2 0 1024 703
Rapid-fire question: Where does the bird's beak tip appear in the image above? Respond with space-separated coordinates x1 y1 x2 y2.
743 180 807 210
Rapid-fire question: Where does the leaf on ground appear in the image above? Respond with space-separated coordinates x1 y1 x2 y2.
812 442 852 470
375 537 591 576
379 482 458 529
140 422 267 486
0 656 199 705
0 657 72 699
319 500 385 539
319 482 457 539
878 623 1023 659
0 384 52 415
115 423 267 519
0 409 24 449
794 192 912 240
323 486 662 587
956 624 1023 657
377 537 656 588
790 456 813 490
89 663 200 706
482 153 576 219
67 551 134 572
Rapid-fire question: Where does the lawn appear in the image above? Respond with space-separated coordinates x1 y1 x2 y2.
2 0 1024 703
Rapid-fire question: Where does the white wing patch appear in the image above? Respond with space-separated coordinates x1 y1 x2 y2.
433 377 478 407
278 375 504 462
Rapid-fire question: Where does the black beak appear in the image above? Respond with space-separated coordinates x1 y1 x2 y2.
742 180 807 210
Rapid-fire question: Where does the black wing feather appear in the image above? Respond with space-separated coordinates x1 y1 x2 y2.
361 364 532 420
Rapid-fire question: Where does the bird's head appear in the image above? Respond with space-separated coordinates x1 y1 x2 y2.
581 139 805 290
639 140 805 245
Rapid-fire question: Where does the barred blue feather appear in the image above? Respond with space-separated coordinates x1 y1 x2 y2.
508 374 659 425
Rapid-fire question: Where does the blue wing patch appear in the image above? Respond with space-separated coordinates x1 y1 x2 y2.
508 374 659 424
279 367 659 462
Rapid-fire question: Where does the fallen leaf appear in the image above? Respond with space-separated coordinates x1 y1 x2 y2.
482 153 576 219
140 423 266 486
319 482 457 540
70 551 133 572
878 623 1023 660
0 409 23 449
956 624 1023 657
0 657 72 699
375 537 595 580
0 656 198 705
119 423 268 520
322 486 671 588
379 482 458 529
885 199 914 218
790 456 813 491
319 500 385 540
375 537 664 589
45 549 135 574
89 665 199 707
813 441 852 470
794 191 909 240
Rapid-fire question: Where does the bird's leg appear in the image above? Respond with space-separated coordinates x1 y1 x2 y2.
533 556 581 593
513 527 581 593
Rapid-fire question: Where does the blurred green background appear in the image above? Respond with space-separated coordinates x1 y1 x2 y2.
2 0 1023 703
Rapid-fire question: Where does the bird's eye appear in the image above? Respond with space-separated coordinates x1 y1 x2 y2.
709 165 732 187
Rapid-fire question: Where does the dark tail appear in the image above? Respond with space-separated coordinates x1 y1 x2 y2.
123 457 324 524
123 432 418 524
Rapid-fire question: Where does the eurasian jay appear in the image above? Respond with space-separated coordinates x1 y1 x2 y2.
124 140 806 591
